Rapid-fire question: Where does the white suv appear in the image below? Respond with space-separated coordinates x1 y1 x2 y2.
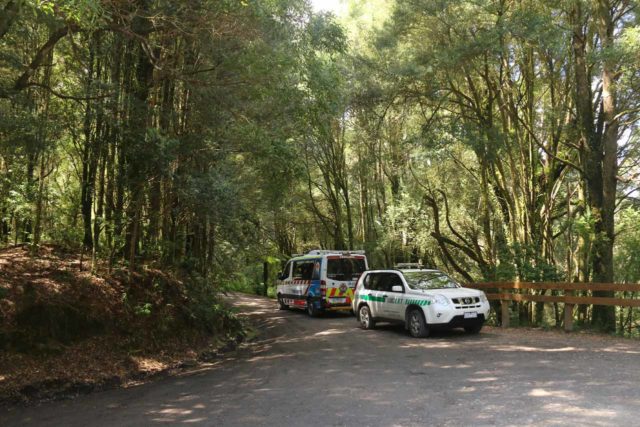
352 269 490 337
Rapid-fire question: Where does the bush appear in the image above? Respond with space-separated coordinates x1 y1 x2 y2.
182 276 244 337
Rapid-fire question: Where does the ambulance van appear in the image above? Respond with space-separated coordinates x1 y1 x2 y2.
276 250 368 316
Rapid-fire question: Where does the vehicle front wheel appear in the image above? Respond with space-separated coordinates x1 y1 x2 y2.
278 295 288 310
358 305 375 330
408 309 429 338
464 322 483 334
307 299 320 317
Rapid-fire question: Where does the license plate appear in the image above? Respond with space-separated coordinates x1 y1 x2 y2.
464 312 478 319
331 297 347 304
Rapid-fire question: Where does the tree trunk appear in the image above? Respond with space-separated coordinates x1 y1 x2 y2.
591 0 618 331
572 0 617 331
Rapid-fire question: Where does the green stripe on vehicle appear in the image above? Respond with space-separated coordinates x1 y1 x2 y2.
361 295 431 306
406 299 430 306
361 294 387 302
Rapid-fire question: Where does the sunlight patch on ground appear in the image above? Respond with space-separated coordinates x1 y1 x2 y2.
314 328 347 336
176 395 198 402
158 408 193 415
400 341 458 349
236 309 270 316
474 369 501 375
233 300 263 307
422 362 472 369
247 353 294 363
602 347 640 354
529 388 577 399
493 345 578 353
543 403 616 417
131 357 167 373
468 377 498 383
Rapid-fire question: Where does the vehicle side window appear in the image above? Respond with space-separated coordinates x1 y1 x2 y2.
367 273 382 291
281 262 291 280
362 273 372 290
327 257 366 281
389 273 404 292
377 273 403 292
293 260 315 280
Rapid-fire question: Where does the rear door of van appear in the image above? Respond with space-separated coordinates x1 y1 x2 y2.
285 258 316 308
324 255 368 308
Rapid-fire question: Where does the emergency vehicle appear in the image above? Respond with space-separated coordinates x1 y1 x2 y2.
276 250 368 316
352 268 490 337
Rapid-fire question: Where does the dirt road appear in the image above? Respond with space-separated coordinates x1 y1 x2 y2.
2 293 640 426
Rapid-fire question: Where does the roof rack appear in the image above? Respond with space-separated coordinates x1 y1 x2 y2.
306 249 366 256
394 263 423 269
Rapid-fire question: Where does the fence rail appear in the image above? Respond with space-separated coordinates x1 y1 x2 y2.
468 282 640 331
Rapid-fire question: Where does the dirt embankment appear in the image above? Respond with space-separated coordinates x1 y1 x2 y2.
0 245 244 404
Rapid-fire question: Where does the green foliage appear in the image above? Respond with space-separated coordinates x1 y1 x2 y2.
182 276 243 336
494 243 562 282
309 13 348 54
133 302 153 317
33 0 107 27
615 209 640 283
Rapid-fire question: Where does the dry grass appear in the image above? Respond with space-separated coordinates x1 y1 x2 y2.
0 244 237 404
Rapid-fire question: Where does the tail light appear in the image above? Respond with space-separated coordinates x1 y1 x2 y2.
320 280 326 296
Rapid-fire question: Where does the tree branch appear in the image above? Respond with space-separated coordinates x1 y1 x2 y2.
13 23 79 92
22 82 114 102
0 0 22 40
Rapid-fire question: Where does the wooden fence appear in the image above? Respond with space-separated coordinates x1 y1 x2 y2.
469 282 640 331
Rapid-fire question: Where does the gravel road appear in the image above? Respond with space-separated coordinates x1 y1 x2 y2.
2 293 640 426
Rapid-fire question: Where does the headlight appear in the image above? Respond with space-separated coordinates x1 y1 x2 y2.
480 292 488 303
434 294 449 306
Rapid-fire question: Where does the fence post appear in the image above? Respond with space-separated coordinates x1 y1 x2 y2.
564 288 574 332
501 299 510 328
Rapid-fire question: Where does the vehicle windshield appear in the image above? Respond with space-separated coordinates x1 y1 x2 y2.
403 271 461 290
327 257 366 281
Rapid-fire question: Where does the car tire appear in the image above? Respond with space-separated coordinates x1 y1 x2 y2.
307 299 320 317
278 295 288 310
408 309 429 338
464 322 483 334
358 305 375 330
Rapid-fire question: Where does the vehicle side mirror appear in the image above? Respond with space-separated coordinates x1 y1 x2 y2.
392 285 403 293
278 272 286 281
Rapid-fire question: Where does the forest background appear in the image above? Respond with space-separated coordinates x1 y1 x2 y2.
1 0 640 337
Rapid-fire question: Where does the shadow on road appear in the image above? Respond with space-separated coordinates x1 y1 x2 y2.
3 292 640 426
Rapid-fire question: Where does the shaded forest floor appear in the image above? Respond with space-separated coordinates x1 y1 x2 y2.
0 245 245 405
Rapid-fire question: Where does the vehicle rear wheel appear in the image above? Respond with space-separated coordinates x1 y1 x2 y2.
278 295 288 310
307 299 320 317
464 322 483 334
358 305 375 330
408 309 429 338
